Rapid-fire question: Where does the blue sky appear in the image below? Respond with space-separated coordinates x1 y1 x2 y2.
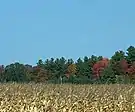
0 0 135 65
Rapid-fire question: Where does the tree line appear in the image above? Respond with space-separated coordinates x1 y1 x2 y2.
0 46 135 84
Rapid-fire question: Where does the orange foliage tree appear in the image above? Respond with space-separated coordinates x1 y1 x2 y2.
32 66 48 83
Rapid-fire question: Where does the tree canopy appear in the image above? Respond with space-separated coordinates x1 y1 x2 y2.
0 46 135 84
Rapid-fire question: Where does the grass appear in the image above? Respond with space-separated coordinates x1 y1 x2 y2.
0 83 135 111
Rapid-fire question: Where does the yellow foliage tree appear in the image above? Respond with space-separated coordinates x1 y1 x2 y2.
67 64 77 75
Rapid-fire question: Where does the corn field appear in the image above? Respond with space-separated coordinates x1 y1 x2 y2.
0 83 135 112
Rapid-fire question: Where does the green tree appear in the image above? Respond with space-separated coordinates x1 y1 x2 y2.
37 59 44 68
126 46 135 64
4 62 28 82
76 58 84 76
0 65 5 82
44 58 56 79
53 57 67 83
100 64 117 84
24 64 33 82
110 50 126 76
83 56 92 78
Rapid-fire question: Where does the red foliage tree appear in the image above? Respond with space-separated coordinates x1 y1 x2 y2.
113 59 135 79
92 58 109 79
119 59 129 74
125 62 135 79
119 59 135 77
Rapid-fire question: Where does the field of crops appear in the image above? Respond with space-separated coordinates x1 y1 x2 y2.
0 83 135 112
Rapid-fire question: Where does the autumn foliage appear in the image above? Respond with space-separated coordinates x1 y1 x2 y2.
0 46 135 84
92 58 109 78
92 57 135 80
67 64 77 74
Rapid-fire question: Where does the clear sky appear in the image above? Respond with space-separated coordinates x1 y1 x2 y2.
0 0 135 65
